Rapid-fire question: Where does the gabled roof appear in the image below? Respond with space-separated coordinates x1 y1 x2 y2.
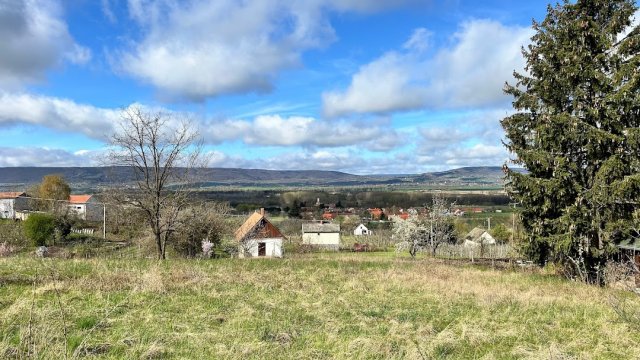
0 192 25 199
69 195 92 204
302 222 340 233
235 211 285 241
465 227 495 243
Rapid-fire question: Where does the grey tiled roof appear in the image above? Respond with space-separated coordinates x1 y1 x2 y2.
302 222 340 233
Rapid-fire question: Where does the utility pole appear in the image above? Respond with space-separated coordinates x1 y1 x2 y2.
103 203 106 239
487 217 491 231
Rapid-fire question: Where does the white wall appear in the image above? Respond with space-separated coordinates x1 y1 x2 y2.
68 204 87 220
239 238 283 258
0 199 15 219
302 232 340 246
354 225 371 236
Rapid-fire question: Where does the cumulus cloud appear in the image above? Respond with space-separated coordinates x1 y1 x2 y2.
0 0 91 88
118 0 424 101
0 147 100 167
323 52 428 117
201 114 399 149
414 108 512 168
0 92 120 140
0 92 403 151
323 19 533 117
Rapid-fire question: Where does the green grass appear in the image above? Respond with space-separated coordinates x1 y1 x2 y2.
1 253 639 359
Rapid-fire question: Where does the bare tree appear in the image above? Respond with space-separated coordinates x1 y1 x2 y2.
108 107 204 259
393 193 455 258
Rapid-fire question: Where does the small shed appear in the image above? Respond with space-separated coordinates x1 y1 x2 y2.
354 224 372 236
235 209 285 258
302 222 341 250
68 195 102 222
0 192 28 219
463 227 496 245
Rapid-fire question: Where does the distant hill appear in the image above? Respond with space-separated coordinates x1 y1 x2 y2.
410 166 512 185
0 166 516 190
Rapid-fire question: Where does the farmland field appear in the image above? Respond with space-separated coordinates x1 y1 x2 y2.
1 253 639 359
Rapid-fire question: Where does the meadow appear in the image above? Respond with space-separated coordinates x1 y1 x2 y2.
1 252 639 359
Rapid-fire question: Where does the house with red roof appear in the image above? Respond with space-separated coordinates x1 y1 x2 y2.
68 195 102 221
235 208 285 258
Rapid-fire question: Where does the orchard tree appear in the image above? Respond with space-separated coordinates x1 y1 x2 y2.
108 107 204 260
393 193 455 257
502 0 640 281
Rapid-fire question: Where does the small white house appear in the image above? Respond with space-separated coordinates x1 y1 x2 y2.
68 195 102 222
463 227 496 246
302 222 341 250
353 224 372 236
235 209 285 258
0 192 28 219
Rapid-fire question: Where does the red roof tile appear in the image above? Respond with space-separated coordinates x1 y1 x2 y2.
69 195 92 204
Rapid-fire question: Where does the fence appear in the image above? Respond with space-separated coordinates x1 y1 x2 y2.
435 244 515 260
71 228 95 235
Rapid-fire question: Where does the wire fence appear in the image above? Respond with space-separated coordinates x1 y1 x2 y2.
435 244 516 260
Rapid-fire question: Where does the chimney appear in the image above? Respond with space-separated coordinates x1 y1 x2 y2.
260 208 265 216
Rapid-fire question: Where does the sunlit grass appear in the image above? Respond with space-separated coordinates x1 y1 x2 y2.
0 253 638 359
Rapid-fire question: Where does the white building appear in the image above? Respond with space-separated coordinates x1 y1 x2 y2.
68 195 102 222
0 192 28 219
302 222 341 250
353 224 372 236
463 227 496 246
235 209 285 258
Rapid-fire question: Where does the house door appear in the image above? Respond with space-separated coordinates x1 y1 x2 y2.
258 242 266 257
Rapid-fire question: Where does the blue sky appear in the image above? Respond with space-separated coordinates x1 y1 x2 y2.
0 0 555 174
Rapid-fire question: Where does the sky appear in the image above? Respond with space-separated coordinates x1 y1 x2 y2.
0 0 554 174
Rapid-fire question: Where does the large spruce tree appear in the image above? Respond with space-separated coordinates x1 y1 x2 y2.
502 0 640 281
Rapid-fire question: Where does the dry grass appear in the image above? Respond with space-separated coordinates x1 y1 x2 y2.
0 253 639 359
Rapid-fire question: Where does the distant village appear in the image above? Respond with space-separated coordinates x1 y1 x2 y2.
2 191 501 259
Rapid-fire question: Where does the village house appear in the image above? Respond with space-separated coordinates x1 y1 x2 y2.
322 211 335 220
235 209 285 258
0 192 28 219
367 208 384 220
388 209 410 221
302 222 341 250
353 224 372 236
461 227 496 247
68 195 102 222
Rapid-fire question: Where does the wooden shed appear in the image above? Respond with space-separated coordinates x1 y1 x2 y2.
235 209 285 258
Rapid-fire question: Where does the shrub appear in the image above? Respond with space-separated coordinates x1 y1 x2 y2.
0 219 26 246
23 213 56 246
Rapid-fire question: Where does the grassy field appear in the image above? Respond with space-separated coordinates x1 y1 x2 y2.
1 253 639 359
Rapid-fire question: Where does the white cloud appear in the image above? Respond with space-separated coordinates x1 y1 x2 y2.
323 19 533 116
0 92 402 151
441 143 508 166
323 52 428 117
118 0 424 101
0 147 99 167
201 114 397 149
403 27 431 52
0 92 120 140
0 0 91 88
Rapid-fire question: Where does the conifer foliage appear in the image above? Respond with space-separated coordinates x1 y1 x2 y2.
502 0 640 281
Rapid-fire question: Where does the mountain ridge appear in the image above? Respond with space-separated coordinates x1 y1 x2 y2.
0 166 513 189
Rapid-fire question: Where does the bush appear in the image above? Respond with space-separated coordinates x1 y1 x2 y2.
0 219 26 246
23 213 56 246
